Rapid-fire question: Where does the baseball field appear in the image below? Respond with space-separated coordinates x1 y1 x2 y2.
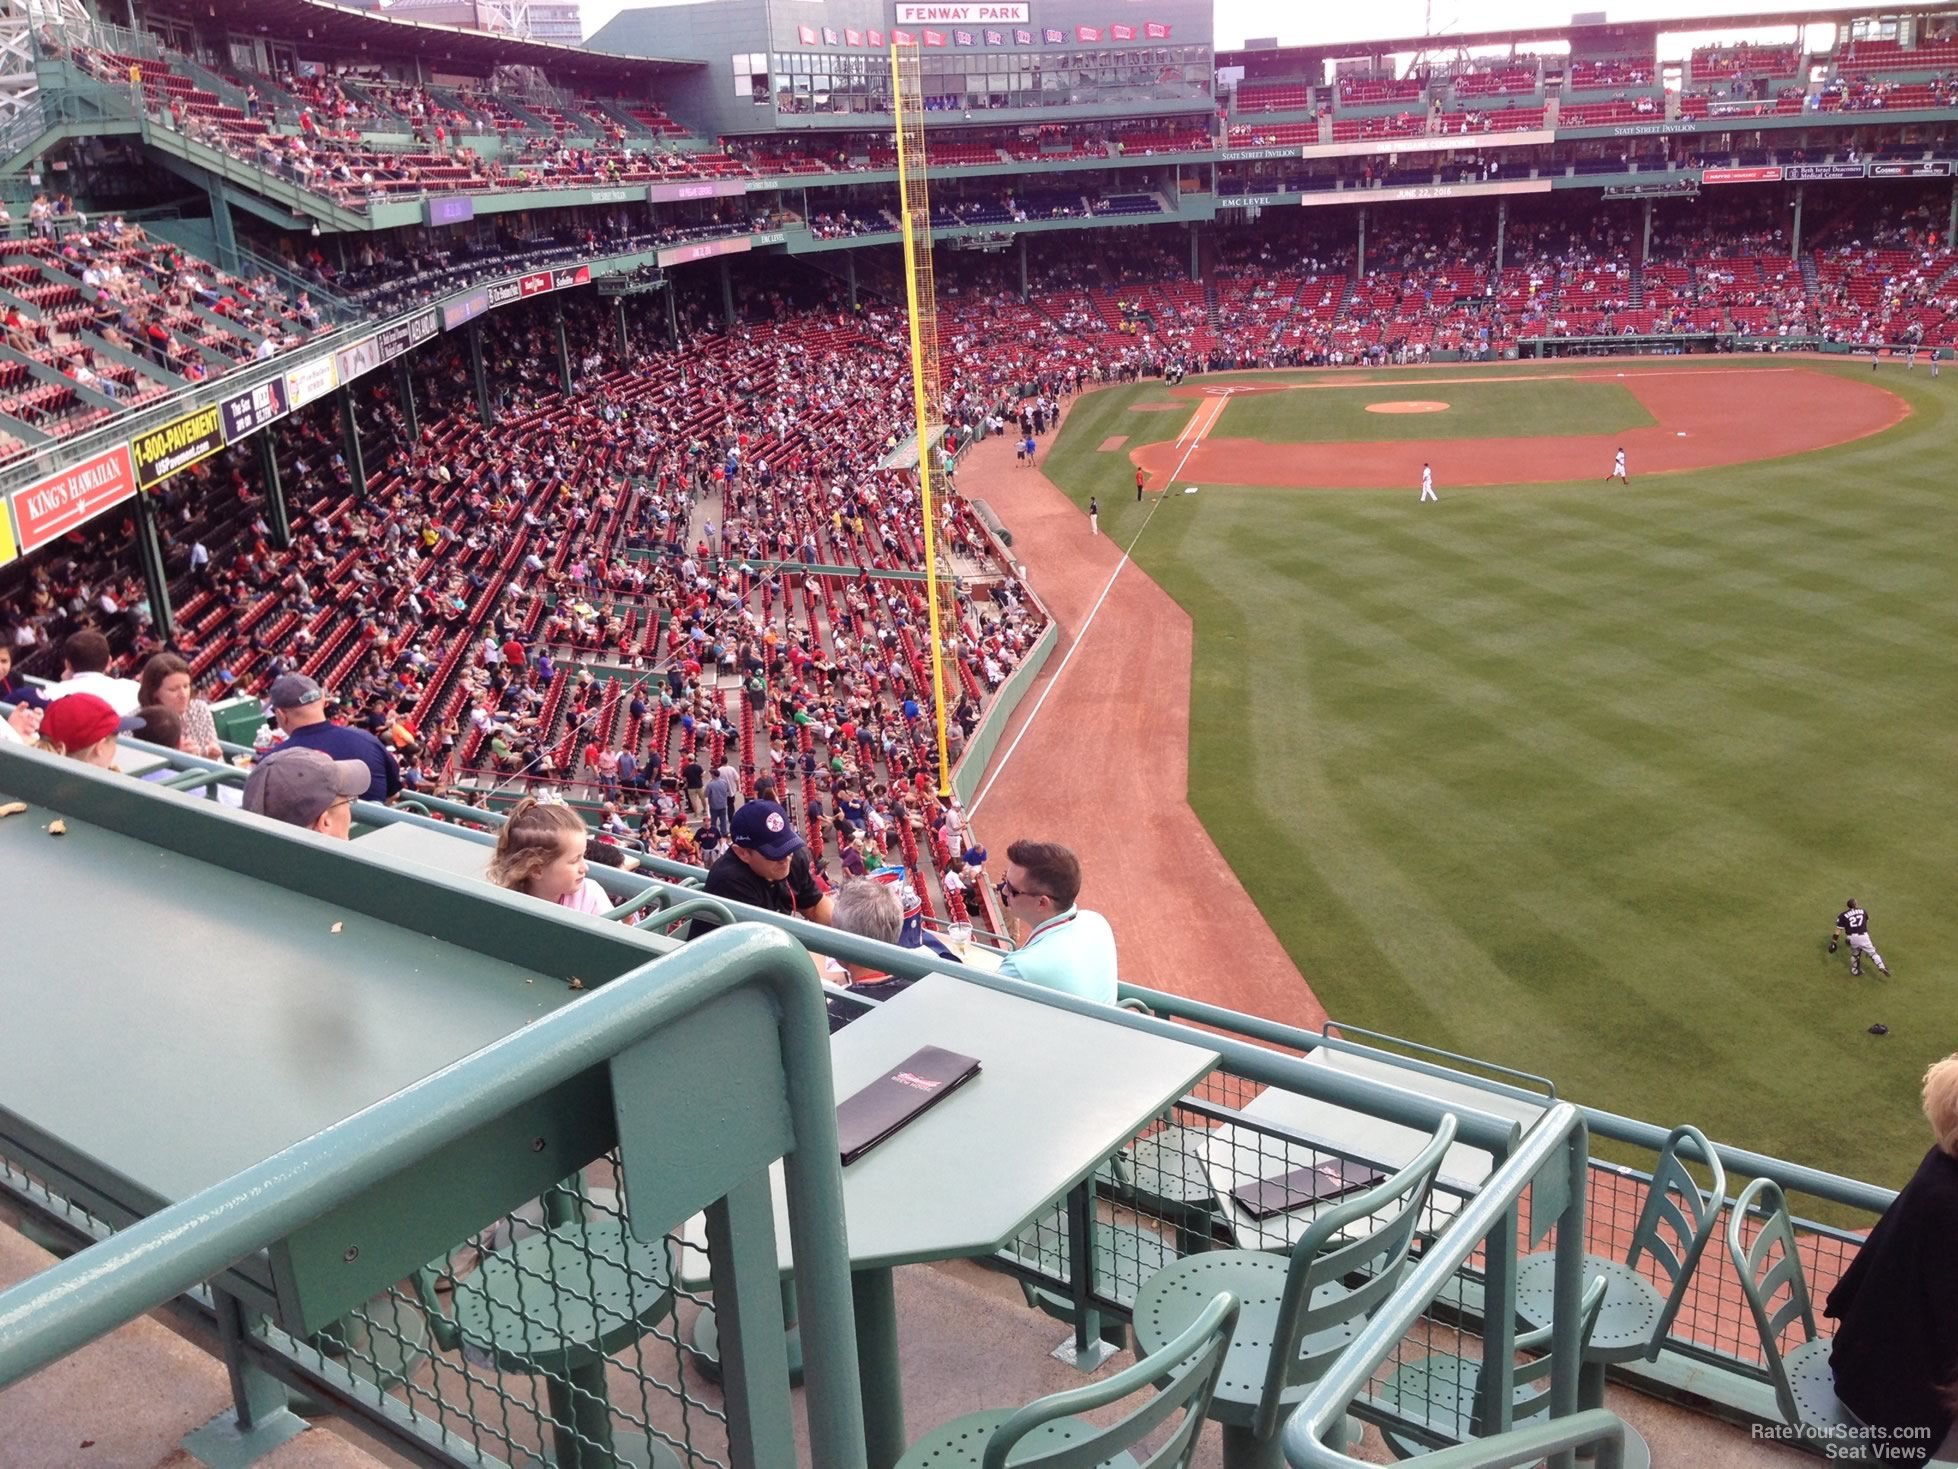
1032 356 1957 1188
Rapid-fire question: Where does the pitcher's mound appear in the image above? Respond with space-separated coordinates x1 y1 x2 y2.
1365 400 1452 414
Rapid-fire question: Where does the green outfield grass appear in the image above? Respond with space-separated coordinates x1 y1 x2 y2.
1214 375 1656 443
1040 362 1958 1192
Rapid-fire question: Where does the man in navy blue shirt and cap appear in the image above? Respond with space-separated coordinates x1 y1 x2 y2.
265 673 401 803
691 799 833 938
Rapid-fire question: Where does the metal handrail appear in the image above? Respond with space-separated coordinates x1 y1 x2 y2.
0 921 868 1469
1282 1102 1620 1469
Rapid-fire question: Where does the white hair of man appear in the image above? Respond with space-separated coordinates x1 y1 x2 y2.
832 877 904 977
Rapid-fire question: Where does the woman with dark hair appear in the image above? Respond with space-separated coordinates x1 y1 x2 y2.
1827 1053 1958 1465
138 651 222 759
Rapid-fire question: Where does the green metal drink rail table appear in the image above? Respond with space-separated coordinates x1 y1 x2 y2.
0 744 698 1466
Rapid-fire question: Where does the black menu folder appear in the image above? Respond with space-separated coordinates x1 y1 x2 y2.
1230 1158 1386 1220
835 1046 982 1165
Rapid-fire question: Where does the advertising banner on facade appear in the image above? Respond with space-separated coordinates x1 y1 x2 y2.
131 405 224 490
285 353 341 409
9 444 137 554
218 375 291 441
376 308 440 363
334 334 383 385
440 287 490 331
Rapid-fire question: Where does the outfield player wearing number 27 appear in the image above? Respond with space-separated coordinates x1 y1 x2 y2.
1830 899 1891 977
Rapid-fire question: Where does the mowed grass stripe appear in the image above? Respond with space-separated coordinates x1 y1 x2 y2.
1034 360 1958 1190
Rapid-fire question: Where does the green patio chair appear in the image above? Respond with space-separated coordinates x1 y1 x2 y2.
1726 1177 1868 1458
1511 1122 1726 1469
1129 1114 1458 1469
416 1182 681 1469
1376 1274 1606 1459
893 1288 1240 1469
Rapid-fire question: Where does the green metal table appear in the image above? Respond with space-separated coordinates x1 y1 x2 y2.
0 747 693 1463
354 816 499 882
675 972 1220 1469
1203 1046 1548 1251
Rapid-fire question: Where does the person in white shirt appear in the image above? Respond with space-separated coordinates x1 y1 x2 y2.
45 629 141 715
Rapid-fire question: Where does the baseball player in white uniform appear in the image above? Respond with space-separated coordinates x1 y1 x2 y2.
1419 463 1437 502
1607 448 1627 485
1830 899 1890 978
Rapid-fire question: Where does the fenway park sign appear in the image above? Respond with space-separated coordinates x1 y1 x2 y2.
895 3 1028 21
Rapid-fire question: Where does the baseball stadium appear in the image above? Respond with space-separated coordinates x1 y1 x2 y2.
0 0 1953 1465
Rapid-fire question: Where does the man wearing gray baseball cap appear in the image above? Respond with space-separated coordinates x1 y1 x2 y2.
243 746 372 840
265 672 401 802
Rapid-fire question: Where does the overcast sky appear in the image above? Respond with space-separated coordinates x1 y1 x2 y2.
576 0 1874 51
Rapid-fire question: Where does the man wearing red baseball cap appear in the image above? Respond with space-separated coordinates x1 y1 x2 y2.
38 692 145 769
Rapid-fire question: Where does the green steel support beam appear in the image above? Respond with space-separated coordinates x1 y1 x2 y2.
846 249 857 312
134 490 174 641
393 358 417 440
1791 184 1804 259
1188 220 1199 281
666 284 679 347
719 257 735 327
553 307 573 394
1356 207 1366 279
256 432 289 551
615 296 629 357
339 387 365 494
1641 198 1654 263
206 177 239 273
468 322 493 426
1018 233 1028 302
1496 197 1508 276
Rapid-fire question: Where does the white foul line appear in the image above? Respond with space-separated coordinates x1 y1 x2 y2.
970 393 1223 818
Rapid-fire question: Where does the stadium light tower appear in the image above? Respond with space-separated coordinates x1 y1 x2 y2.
475 0 534 39
0 0 90 142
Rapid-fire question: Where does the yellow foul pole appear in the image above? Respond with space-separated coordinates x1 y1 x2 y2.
890 40 954 799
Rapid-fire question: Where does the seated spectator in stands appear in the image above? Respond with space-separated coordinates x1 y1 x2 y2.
823 876 918 1010
690 798 830 938
1826 1052 1958 1465
132 704 181 766
993 839 1118 1004
47 630 141 715
242 745 369 840
139 652 222 759
266 672 401 802
489 796 609 915
0 646 37 742
36 693 143 769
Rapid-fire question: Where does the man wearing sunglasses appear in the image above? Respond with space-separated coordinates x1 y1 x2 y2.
993 839 1118 1005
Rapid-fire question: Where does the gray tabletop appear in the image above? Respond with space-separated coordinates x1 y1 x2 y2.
356 819 499 882
0 791 570 1217
1204 1047 1547 1249
677 972 1219 1276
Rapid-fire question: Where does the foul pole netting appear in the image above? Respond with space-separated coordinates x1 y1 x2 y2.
890 39 954 798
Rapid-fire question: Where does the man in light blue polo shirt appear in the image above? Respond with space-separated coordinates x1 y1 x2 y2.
993 840 1118 1004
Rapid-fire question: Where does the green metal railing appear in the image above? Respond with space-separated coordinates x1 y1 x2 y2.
0 922 868 1469
1282 1103 1626 1469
